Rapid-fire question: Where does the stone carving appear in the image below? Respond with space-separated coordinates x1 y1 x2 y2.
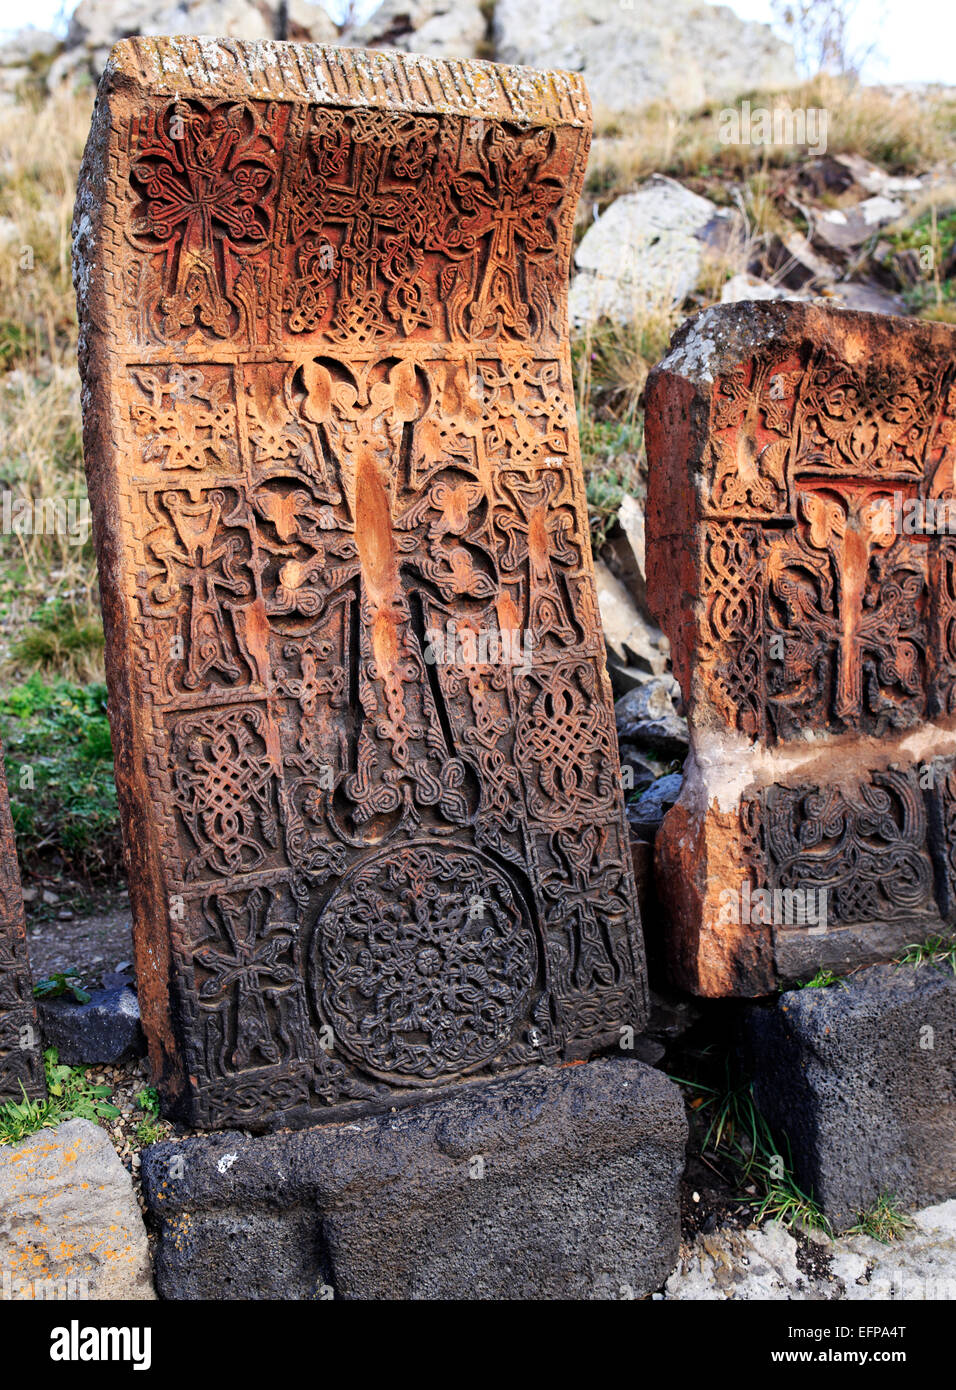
0 747 44 1101
74 38 646 1129
645 303 956 995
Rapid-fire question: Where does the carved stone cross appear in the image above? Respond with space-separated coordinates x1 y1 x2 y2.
646 302 956 997
75 38 646 1129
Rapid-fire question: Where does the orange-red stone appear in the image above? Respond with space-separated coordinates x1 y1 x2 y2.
74 38 647 1128
646 302 956 995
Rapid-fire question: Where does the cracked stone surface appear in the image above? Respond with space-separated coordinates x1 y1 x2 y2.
663 1201 956 1300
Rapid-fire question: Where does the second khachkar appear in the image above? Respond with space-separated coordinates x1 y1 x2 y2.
74 37 646 1129
645 301 956 996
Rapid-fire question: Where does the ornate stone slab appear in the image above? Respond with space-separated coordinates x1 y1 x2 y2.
646 302 956 995
0 747 44 1101
74 37 647 1129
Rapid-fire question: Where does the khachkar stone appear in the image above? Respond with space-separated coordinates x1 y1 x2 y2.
0 746 44 1101
73 37 647 1129
645 301 956 996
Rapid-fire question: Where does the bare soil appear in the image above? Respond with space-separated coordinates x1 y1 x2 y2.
25 890 134 990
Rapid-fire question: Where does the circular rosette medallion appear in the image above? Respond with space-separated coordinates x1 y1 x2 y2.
312 843 536 1084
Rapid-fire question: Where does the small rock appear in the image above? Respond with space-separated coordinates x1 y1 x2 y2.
0 1118 155 1300
721 273 790 303
645 988 702 1044
600 494 654 621
619 745 662 796
832 151 918 197
830 280 908 316
36 985 145 1066
615 681 688 758
626 772 683 840
595 559 669 696
812 195 905 254
769 229 837 289
0 27 60 66
345 0 486 59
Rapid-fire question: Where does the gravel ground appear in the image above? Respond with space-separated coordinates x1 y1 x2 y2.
25 894 134 990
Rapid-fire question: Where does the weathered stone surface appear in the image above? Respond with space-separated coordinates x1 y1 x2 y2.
0 745 44 1102
665 1202 956 1299
36 985 144 1065
615 682 688 759
0 1118 155 1300
604 493 651 618
595 558 669 694
830 1200 956 1299
741 963 956 1228
645 301 956 995
344 0 486 60
720 272 791 304
51 0 339 87
142 1057 687 1299
74 38 647 1130
570 177 721 329
0 27 60 66
493 0 797 115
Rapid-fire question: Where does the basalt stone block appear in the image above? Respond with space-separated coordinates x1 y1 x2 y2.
645 302 956 995
0 747 44 1101
141 1057 687 1300
741 962 956 1228
74 38 647 1130
37 985 145 1066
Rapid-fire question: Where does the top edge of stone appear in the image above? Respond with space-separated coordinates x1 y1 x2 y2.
99 35 592 127
653 300 956 386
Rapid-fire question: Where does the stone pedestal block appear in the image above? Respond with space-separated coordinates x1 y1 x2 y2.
142 1057 687 1300
741 962 956 1227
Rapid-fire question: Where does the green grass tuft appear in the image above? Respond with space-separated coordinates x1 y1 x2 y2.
0 672 121 883
846 1193 915 1244
798 968 847 990
0 1048 120 1146
672 1062 832 1234
897 934 956 973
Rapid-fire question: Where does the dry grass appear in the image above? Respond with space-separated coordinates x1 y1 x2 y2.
0 87 92 369
585 77 956 208
0 87 102 681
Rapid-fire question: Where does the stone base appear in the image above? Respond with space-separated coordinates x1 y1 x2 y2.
741 962 956 1228
142 1058 687 1301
